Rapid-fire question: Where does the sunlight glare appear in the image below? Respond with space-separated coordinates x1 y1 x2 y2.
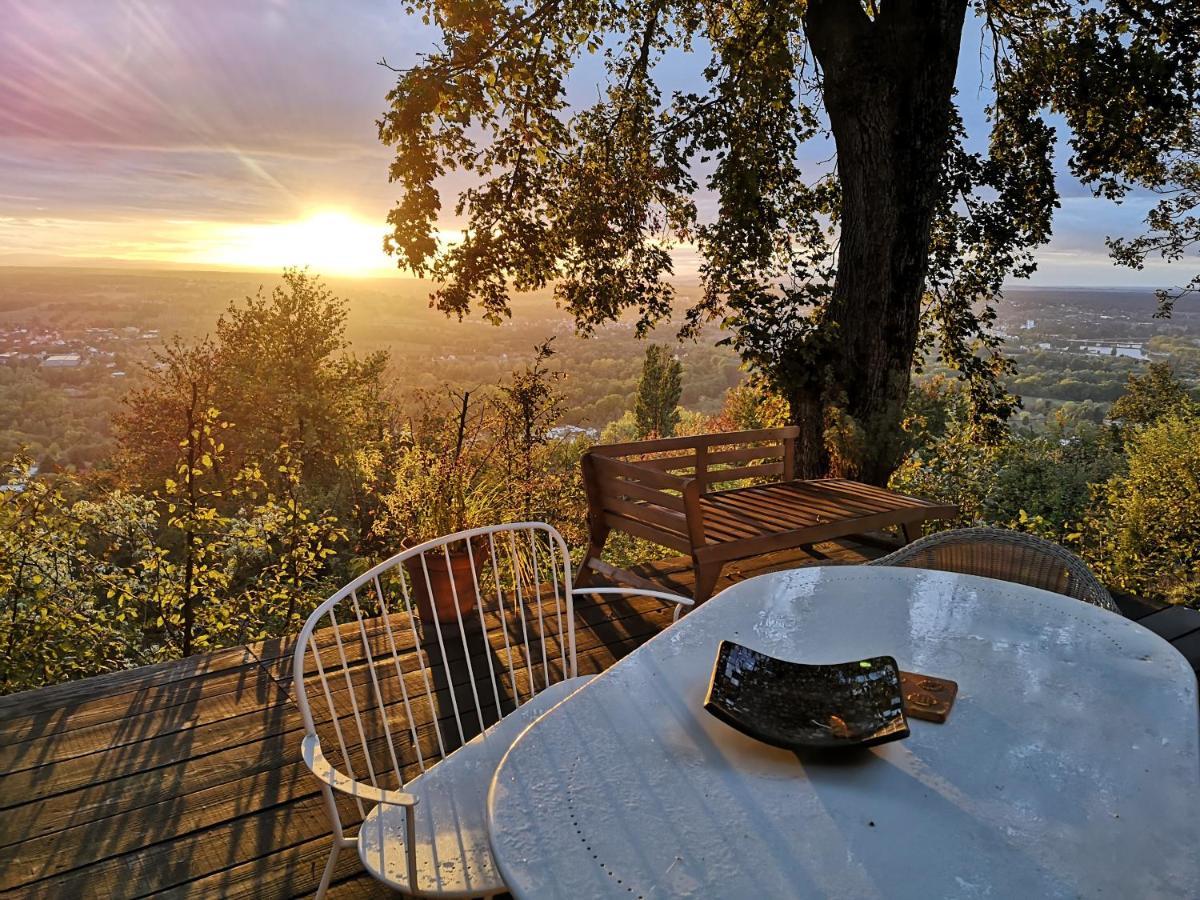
200 210 393 276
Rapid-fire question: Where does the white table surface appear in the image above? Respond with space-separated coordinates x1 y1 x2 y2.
487 566 1200 899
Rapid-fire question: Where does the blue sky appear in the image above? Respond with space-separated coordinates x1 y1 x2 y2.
0 0 1179 286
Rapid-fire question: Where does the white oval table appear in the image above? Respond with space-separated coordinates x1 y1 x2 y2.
487 566 1200 899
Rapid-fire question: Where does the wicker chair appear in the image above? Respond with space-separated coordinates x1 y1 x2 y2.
871 527 1118 612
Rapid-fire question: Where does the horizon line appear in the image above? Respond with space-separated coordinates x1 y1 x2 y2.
0 260 1180 293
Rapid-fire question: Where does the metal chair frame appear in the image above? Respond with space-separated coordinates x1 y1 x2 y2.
871 526 1118 612
293 521 691 898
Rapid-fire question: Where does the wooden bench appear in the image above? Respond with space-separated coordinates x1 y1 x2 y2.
578 427 958 603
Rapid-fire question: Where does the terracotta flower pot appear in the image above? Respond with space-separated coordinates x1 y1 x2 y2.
402 538 487 626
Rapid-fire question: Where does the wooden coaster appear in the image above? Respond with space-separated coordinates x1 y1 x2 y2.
899 671 958 723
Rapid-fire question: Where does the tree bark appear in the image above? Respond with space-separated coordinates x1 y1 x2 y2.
800 0 967 485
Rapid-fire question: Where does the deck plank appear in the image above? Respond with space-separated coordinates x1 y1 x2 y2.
0 668 285 774
0 649 264 747
1167 628 1200 672
1136 605 1200 641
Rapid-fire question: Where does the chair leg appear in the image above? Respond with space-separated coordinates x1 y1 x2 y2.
315 839 340 900
314 782 348 900
901 521 925 544
692 562 723 605
574 548 600 589
574 526 610 589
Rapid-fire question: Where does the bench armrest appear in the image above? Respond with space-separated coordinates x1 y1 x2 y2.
586 453 692 492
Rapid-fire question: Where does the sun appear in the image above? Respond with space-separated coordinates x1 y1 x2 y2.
199 210 394 276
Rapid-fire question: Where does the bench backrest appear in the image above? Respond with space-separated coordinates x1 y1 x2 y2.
588 427 798 489
581 427 799 550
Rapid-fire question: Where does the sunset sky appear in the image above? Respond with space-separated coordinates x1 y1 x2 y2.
0 0 1180 285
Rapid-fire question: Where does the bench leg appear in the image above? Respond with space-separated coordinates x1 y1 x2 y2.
901 521 925 544
574 525 611 588
692 561 724 605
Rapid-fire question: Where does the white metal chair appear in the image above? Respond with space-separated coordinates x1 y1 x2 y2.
293 522 691 898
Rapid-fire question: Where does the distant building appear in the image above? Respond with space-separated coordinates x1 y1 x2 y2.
547 425 599 441
1 464 38 494
41 354 82 368
1084 345 1148 361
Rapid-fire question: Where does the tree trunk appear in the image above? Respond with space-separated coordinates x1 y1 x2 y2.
801 0 967 485
789 389 827 481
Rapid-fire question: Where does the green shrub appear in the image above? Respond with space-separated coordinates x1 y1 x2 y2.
1082 413 1200 606
891 417 1122 543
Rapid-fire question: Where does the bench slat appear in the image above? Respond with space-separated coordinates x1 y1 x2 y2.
601 496 690 540
603 477 687 512
592 427 799 458
589 454 690 492
705 445 785 467
601 513 693 554
634 454 698 473
696 505 946 564
702 462 784 486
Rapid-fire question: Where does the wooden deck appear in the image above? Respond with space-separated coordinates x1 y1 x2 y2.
0 537 1195 899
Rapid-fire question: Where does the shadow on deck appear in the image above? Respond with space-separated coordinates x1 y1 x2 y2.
0 535 1189 898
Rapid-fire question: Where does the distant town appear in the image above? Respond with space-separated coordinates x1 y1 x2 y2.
0 268 1196 468
0 324 161 376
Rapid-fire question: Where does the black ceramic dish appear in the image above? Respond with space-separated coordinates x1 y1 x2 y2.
704 640 910 751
